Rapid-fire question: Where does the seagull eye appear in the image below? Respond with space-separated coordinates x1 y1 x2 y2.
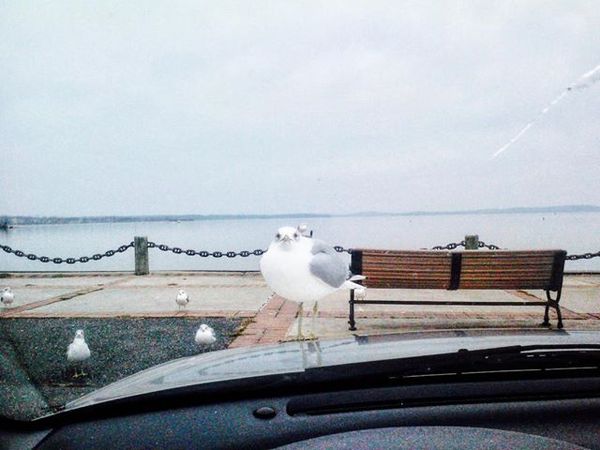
294 233 299 239
276 233 281 239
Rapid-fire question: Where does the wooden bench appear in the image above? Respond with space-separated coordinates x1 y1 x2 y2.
348 249 567 330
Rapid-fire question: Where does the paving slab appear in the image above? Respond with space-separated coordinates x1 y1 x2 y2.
297 288 550 315
0 277 126 289
563 274 600 287
28 285 272 315
117 272 265 288
285 316 600 341
0 288 86 309
553 288 600 313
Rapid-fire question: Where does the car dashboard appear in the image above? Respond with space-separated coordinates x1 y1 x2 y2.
3 373 600 449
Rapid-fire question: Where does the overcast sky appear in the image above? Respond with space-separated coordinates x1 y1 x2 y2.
1 1 599 216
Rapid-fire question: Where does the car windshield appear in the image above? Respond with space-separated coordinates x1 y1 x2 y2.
1 1 599 422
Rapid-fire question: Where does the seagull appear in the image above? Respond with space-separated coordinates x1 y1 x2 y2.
67 329 91 378
297 223 312 237
355 287 366 300
195 324 216 345
1 287 14 308
175 289 189 311
260 225 365 339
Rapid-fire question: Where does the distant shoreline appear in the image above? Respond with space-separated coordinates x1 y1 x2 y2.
2 205 599 227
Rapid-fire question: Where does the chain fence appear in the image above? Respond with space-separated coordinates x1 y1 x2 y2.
0 240 598 264
0 242 134 264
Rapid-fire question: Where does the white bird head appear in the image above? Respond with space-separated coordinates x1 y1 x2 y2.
2 287 11 293
199 324 210 332
272 226 302 248
74 329 85 340
178 289 186 295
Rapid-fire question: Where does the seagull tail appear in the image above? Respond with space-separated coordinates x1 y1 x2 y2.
342 280 365 290
348 274 366 282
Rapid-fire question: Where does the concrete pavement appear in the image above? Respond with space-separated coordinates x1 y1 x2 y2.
3 271 599 420
1 272 600 347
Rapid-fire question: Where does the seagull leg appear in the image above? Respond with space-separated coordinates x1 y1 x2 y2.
297 302 304 340
309 301 319 339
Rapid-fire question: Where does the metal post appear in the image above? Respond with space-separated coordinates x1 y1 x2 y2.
465 234 479 250
134 236 149 275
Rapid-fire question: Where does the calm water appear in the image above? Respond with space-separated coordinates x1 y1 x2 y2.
0 213 598 272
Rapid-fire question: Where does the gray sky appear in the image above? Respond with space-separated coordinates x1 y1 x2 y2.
1 1 599 216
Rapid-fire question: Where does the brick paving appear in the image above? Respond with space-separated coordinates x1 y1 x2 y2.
229 295 300 348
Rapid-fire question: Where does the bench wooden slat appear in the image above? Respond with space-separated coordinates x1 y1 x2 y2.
359 250 453 289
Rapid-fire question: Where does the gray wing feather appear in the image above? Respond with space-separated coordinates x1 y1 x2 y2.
309 240 349 288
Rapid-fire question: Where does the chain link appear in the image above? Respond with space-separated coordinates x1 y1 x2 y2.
0 242 134 264
432 241 465 250
566 251 600 261
478 241 501 250
432 240 501 250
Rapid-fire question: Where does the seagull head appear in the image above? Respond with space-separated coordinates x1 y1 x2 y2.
273 226 301 247
178 289 186 295
75 329 85 340
199 324 211 332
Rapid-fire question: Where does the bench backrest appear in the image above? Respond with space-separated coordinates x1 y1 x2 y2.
350 249 566 291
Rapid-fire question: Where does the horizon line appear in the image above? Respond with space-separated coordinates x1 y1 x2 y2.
2 204 600 221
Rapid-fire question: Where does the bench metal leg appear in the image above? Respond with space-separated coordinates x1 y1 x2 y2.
348 289 357 331
546 289 563 329
556 302 564 329
542 304 550 327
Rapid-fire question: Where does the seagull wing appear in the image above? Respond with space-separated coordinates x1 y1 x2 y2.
309 240 348 288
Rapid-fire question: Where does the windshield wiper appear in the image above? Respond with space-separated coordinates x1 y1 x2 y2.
303 344 600 384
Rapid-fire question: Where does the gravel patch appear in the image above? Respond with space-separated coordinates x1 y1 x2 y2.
0 317 244 420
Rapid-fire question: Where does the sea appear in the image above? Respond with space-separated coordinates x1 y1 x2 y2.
0 213 599 272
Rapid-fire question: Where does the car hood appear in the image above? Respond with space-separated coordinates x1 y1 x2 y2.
66 329 600 410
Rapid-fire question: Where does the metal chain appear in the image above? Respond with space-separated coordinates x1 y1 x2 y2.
566 250 600 261
478 241 501 250
1 240 597 263
147 241 265 258
148 241 354 256
432 241 466 250
432 240 501 250
0 242 134 264
333 246 353 254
